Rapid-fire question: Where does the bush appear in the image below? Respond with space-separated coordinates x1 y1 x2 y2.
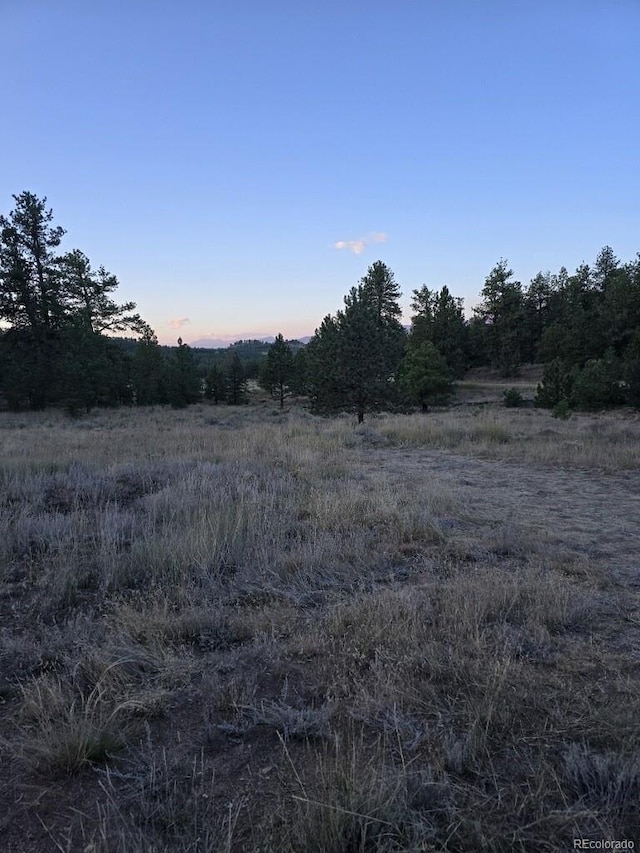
535 358 574 408
623 358 640 409
552 399 571 420
571 359 618 411
398 341 453 412
503 387 523 408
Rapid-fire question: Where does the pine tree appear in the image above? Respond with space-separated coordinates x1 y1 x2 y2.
260 333 294 408
224 351 248 405
431 286 468 377
65 328 132 413
535 358 575 408
306 315 342 414
58 249 145 334
336 286 389 423
289 347 309 396
0 328 40 410
167 338 201 408
132 326 168 405
409 285 436 345
360 260 402 323
306 264 405 421
398 340 453 411
0 192 66 406
474 260 525 376
409 284 467 377
523 272 555 363
0 191 149 409
593 245 620 292
204 363 226 404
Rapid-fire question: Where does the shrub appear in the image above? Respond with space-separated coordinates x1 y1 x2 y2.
623 358 640 409
552 399 571 420
503 387 523 408
571 359 617 411
535 358 574 408
398 341 453 412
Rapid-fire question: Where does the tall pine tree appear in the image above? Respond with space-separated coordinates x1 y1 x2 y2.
260 333 294 408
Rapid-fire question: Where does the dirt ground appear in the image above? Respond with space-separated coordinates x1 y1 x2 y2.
369 446 640 583
361 443 640 680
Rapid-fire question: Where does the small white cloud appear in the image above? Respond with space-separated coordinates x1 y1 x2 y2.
168 317 190 330
333 232 388 255
334 239 367 255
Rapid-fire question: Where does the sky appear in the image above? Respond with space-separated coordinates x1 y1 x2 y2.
2 0 639 345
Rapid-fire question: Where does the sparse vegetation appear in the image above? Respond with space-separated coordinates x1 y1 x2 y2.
1 402 638 850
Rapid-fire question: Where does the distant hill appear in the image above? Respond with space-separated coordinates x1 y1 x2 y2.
109 336 310 380
189 335 312 348
189 337 239 349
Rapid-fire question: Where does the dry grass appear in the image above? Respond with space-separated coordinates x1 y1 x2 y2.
366 407 640 471
0 401 638 851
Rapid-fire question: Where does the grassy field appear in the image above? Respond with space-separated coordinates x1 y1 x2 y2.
0 399 639 852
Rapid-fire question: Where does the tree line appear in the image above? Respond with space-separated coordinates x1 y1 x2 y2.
2 191 639 416
468 251 640 411
0 192 299 412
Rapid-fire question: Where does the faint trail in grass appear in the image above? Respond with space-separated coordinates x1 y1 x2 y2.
366 446 640 585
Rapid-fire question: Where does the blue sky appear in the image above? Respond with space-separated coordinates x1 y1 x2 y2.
2 0 639 345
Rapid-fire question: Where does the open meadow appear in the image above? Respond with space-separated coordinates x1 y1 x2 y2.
1 399 639 852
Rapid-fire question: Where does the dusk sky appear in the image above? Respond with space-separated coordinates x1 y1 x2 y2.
2 1 639 345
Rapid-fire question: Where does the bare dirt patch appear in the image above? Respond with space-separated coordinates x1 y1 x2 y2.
368 445 640 584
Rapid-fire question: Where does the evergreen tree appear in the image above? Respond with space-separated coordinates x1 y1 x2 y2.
0 328 41 410
204 363 226 404
535 358 575 408
409 284 467 376
57 249 145 334
167 338 201 408
0 191 149 409
360 261 406 381
55 320 117 413
335 285 390 423
409 285 436 344
592 245 620 292
260 333 294 408
623 359 640 409
538 322 574 365
523 271 556 363
0 192 66 406
132 326 168 405
623 329 640 408
289 347 309 396
474 259 525 376
599 260 640 358
360 260 402 323
398 340 453 411
560 262 603 364
224 351 248 405
466 314 491 367
242 357 261 380
306 315 342 414
306 264 405 422
431 286 468 377
571 358 621 410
